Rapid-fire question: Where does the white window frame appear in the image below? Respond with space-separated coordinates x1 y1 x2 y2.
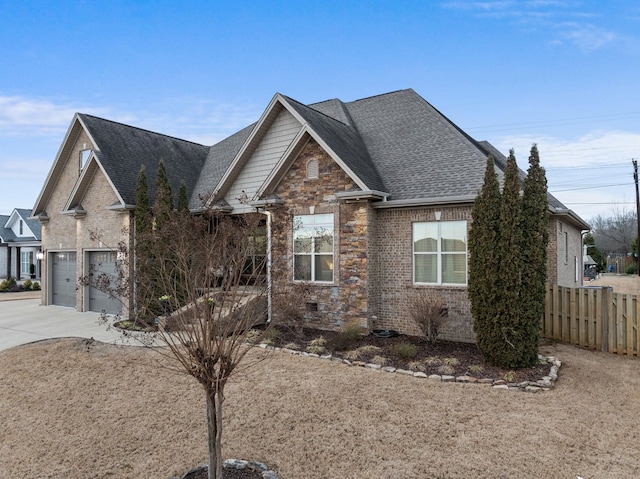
413 220 468 286
293 213 334 283
21 251 31 275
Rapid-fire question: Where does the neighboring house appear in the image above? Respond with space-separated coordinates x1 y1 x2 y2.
31 89 589 342
0 208 42 280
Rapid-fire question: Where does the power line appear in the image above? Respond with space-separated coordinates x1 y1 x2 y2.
465 111 640 133
550 183 631 193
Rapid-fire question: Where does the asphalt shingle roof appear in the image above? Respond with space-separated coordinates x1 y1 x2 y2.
283 95 386 193
73 89 573 216
189 123 255 209
78 114 210 206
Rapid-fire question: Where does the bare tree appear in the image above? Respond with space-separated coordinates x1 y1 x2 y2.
590 206 637 255
82 209 270 479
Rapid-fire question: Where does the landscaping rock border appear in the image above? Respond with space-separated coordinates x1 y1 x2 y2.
259 343 562 393
174 460 278 479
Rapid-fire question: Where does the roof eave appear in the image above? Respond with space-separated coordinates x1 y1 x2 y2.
335 190 390 202
549 206 590 230
372 195 476 209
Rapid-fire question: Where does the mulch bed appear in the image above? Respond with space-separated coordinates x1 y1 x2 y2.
181 465 262 479
265 325 550 383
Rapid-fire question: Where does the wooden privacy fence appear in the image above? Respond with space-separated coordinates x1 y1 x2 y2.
543 284 640 357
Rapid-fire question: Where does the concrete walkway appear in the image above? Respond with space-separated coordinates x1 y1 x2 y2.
0 297 131 351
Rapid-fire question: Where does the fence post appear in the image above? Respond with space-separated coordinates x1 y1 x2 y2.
601 286 610 353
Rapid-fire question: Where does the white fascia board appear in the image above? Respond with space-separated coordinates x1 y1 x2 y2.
372 195 476 209
63 154 126 212
32 114 100 216
549 206 591 230
335 190 390 201
32 114 82 215
277 97 371 192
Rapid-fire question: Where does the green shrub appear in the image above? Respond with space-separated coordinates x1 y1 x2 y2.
626 263 637 275
391 342 417 360
331 323 363 351
32 282 41 291
0 277 17 292
22 279 32 290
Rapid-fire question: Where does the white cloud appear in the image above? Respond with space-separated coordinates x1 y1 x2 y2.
0 95 110 137
492 130 640 221
558 22 617 51
441 1 623 52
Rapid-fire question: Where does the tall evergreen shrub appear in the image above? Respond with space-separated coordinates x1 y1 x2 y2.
519 144 549 365
154 160 173 230
468 156 501 360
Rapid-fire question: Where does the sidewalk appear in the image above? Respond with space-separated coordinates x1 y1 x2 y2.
0 298 136 351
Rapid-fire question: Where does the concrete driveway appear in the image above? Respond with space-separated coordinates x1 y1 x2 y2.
0 295 129 351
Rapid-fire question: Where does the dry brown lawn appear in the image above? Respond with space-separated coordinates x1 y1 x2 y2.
589 273 640 295
1 332 640 479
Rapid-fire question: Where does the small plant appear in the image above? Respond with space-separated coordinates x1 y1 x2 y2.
503 371 516 382
371 355 389 366
306 336 328 355
22 279 32 290
244 329 261 344
425 356 443 366
407 360 426 371
262 327 282 346
437 365 456 375
391 342 417 360
32 282 41 291
343 345 382 360
331 323 364 351
283 342 301 351
408 291 448 344
443 357 459 366
468 364 484 374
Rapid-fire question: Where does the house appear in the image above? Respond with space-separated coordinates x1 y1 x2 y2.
31 89 589 342
0 208 42 281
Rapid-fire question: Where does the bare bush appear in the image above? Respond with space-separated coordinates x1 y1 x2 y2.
408 292 448 345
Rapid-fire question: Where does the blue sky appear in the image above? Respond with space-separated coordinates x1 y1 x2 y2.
1 0 639 222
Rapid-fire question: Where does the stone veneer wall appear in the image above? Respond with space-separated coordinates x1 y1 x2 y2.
270 139 373 331
372 205 476 343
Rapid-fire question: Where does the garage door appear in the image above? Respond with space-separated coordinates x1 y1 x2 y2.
88 251 122 315
52 252 77 307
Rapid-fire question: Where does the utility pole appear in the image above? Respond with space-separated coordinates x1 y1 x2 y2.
633 159 640 275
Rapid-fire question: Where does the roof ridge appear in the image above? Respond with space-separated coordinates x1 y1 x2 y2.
282 95 353 129
78 113 209 148
343 88 414 106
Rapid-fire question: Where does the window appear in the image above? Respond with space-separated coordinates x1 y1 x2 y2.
243 226 267 280
306 159 319 179
80 149 91 170
21 251 31 275
19 219 23 235
564 232 569 264
413 221 467 285
293 213 334 282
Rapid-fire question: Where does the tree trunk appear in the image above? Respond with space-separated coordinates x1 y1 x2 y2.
205 386 224 479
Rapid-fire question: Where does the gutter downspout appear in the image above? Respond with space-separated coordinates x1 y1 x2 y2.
257 209 273 323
